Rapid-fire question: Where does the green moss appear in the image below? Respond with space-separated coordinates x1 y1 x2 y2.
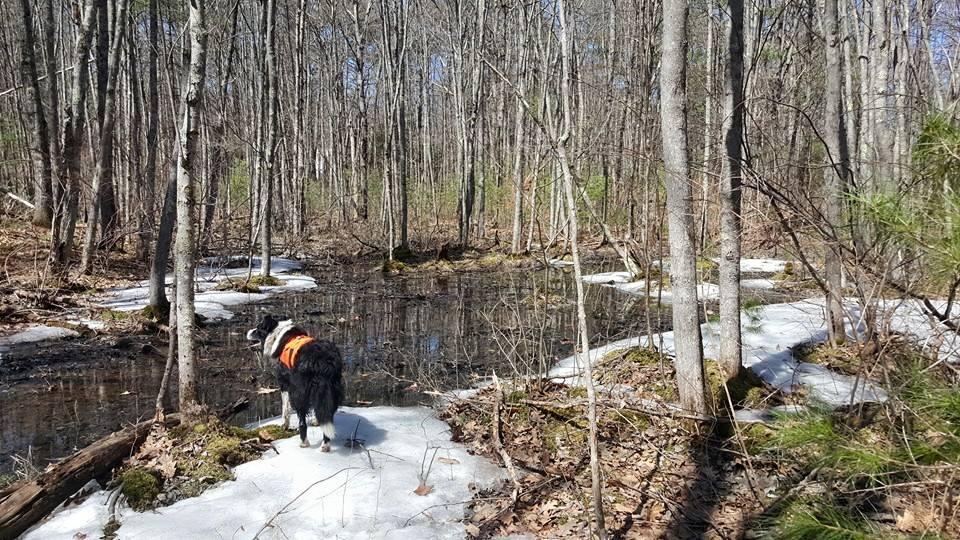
704 360 769 410
120 468 160 511
567 386 587 399
248 274 284 287
207 435 256 466
257 425 297 440
506 390 528 404
100 309 131 321
382 259 407 273
543 419 588 452
140 303 170 322
0 472 17 490
740 423 776 453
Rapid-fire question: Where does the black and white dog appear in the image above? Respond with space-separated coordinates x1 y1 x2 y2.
246 315 344 451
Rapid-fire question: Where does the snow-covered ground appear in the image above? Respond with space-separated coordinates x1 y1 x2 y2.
24 406 504 540
97 256 318 322
579 258 792 301
0 324 79 347
550 296 960 406
0 257 316 347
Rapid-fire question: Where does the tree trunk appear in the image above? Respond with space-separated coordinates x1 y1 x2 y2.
18 0 53 227
718 0 745 379
824 0 850 345
175 0 209 415
81 0 129 274
556 0 606 535
660 0 707 415
140 0 160 259
260 0 278 277
51 0 98 267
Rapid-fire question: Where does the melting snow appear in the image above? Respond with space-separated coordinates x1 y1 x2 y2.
24 406 504 540
0 325 79 347
548 296 960 407
97 257 317 322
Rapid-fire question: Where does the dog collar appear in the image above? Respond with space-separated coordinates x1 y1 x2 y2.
279 335 315 370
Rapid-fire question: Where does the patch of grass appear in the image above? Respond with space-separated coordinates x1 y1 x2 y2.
767 497 878 540
770 407 842 451
120 468 161 511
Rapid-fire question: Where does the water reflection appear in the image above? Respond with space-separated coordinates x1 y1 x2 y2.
0 264 643 473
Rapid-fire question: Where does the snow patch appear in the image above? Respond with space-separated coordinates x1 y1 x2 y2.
24 406 504 540
96 257 316 322
549 298 894 406
0 325 79 346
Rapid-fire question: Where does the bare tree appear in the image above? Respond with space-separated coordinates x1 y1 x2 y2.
50 0 98 266
718 0 744 378
660 0 707 415
175 0 209 415
17 0 53 227
81 0 130 274
823 0 850 345
556 0 606 534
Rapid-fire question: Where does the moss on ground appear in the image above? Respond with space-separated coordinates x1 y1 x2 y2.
118 418 288 512
140 302 169 322
793 341 863 376
248 274 284 287
704 359 771 411
120 468 160 511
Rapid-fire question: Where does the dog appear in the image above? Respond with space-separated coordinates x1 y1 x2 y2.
247 315 344 451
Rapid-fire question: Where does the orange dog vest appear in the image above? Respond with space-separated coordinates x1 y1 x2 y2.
279 335 315 370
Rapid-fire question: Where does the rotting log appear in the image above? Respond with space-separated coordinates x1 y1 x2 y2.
0 398 248 539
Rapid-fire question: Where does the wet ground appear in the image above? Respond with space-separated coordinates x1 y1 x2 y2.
0 262 648 473
0 262 798 474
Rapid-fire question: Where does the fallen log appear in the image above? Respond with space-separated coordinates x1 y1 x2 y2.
0 398 249 540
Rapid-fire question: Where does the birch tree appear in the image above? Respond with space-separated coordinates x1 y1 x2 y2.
175 0 209 415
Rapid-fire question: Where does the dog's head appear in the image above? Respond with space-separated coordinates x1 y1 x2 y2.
246 314 281 344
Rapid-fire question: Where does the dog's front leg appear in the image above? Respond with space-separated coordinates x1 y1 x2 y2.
281 391 292 430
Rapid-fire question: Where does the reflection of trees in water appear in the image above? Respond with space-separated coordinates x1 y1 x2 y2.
1 264 644 473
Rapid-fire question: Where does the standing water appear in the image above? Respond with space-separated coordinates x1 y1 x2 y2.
0 263 652 474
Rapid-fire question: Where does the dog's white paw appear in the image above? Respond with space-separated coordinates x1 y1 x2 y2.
320 442 331 453
299 440 310 448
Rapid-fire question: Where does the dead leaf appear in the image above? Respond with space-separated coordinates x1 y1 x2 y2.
464 523 480 537
258 429 278 442
403 383 419 392
413 483 433 496
119 390 133 396
256 387 278 395
438 457 460 465
72 533 87 540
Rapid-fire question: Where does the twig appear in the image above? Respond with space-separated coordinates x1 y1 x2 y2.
491 374 521 503
252 467 361 539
